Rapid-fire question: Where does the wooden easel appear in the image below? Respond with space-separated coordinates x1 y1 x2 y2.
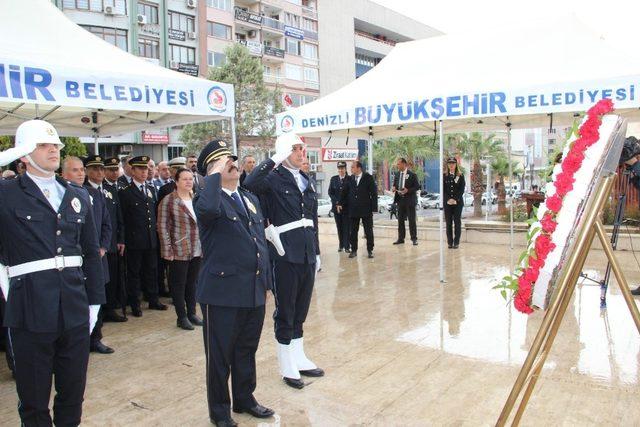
496 137 640 425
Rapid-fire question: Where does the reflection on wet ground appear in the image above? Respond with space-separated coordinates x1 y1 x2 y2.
1 236 639 425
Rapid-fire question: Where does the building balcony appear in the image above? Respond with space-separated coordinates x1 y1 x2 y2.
354 30 395 56
263 73 284 84
236 39 263 56
234 7 262 26
263 45 285 59
304 80 319 90
262 16 285 32
301 6 317 20
303 29 318 41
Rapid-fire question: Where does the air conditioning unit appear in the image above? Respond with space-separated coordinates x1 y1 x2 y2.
186 0 196 8
103 5 114 15
137 14 147 25
121 145 133 153
187 31 197 40
247 30 256 38
169 61 180 69
310 164 318 172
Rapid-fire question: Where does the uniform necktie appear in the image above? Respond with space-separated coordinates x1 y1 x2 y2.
230 192 246 216
140 184 145 194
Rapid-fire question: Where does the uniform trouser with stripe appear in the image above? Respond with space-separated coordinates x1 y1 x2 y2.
272 260 315 345
201 304 264 422
333 211 351 250
126 248 159 308
9 310 89 427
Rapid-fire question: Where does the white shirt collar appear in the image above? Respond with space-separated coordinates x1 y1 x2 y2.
283 164 301 177
221 187 240 197
105 179 115 186
133 179 146 188
26 171 57 185
88 180 101 190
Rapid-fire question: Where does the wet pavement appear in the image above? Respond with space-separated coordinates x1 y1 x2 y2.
1 236 639 425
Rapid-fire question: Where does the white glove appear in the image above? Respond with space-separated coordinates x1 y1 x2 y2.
271 133 304 165
89 305 100 334
315 255 322 273
0 263 9 300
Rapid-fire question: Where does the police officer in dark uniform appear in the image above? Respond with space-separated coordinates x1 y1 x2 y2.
116 155 132 189
328 161 351 252
118 156 167 316
194 140 274 427
244 133 324 390
0 119 103 426
443 157 466 249
102 157 127 322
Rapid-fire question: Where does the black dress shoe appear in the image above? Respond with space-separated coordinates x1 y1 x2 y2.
177 317 194 330
211 418 237 427
90 341 115 354
393 240 405 245
338 248 343 252
103 310 127 323
283 377 305 389
453 244 459 249
412 240 418 246
348 251 357 259
631 287 640 296
149 301 168 311
300 367 324 377
345 248 351 253
188 314 203 326
131 306 143 317
233 403 275 418
368 251 374 259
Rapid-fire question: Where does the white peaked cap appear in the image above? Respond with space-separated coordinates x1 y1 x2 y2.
0 120 63 167
275 132 304 153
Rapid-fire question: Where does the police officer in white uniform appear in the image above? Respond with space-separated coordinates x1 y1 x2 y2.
0 120 103 426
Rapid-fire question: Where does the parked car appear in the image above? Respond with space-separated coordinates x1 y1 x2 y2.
463 193 474 206
317 198 333 217
464 192 497 206
422 193 441 209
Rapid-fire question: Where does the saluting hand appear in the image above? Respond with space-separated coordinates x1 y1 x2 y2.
209 157 228 176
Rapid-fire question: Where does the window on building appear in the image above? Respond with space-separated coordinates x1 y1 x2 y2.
285 64 302 81
64 0 126 14
207 21 232 39
207 51 227 67
138 37 159 59
308 150 319 165
138 2 159 24
82 26 128 51
283 12 300 27
286 38 300 55
168 146 184 160
170 45 196 64
304 67 319 82
168 11 195 33
301 18 317 32
302 43 318 60
206 0 232 11
263 65 281 76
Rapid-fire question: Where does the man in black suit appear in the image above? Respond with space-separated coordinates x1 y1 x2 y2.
0 120 103 426
239 155 256 187
187 154 205 194
392 158 420 246
116 155 132 189
338 161 378 259
118 156 168 316
328 161 350 252
102 157 128 322
195 140 274 427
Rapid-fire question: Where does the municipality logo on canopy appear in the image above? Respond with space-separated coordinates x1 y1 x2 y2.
207 86 227 113
280 115 294 132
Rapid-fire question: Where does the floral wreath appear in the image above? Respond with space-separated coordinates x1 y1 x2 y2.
495 99 615 314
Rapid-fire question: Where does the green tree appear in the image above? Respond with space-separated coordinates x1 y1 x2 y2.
491 156 523 215
60 137 87 158
458 132 505 217
372 136 439 188
180 44 282 155
0 135 13 151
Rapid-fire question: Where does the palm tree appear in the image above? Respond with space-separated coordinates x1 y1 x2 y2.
373 135 439 188
491 156 523 215
458 132 505 217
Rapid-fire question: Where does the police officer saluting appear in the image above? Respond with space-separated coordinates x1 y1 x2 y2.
118 156 167 316
0 120 103 426
194 140 274 426
244 133 324 390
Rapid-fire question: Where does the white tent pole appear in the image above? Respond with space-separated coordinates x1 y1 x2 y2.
485 161 491 221
368 127 374 174
231 117 238 156
507 122 514 271
93 134 98 155
439 120 445 283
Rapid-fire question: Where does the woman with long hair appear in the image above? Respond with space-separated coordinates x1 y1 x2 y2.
443 157 466 249
157 168 203 330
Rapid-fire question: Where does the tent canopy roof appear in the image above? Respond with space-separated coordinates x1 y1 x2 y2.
0 0 234 137
276 17 640 138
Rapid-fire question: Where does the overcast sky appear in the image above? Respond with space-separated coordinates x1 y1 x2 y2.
370 0 640 151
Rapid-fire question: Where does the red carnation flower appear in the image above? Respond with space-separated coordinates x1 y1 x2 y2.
514 297 534 314
540 214 557 234
587 98 614 116
555 172 575 197
535 234 556 260
545 194 563 213
529 255 545 270
523 267 540 283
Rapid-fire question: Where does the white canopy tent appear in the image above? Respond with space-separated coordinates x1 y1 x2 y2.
0 0 235 152
276 17 640 281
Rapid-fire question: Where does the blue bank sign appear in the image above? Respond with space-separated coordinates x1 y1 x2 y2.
0 60 234 117
276 78 640 134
